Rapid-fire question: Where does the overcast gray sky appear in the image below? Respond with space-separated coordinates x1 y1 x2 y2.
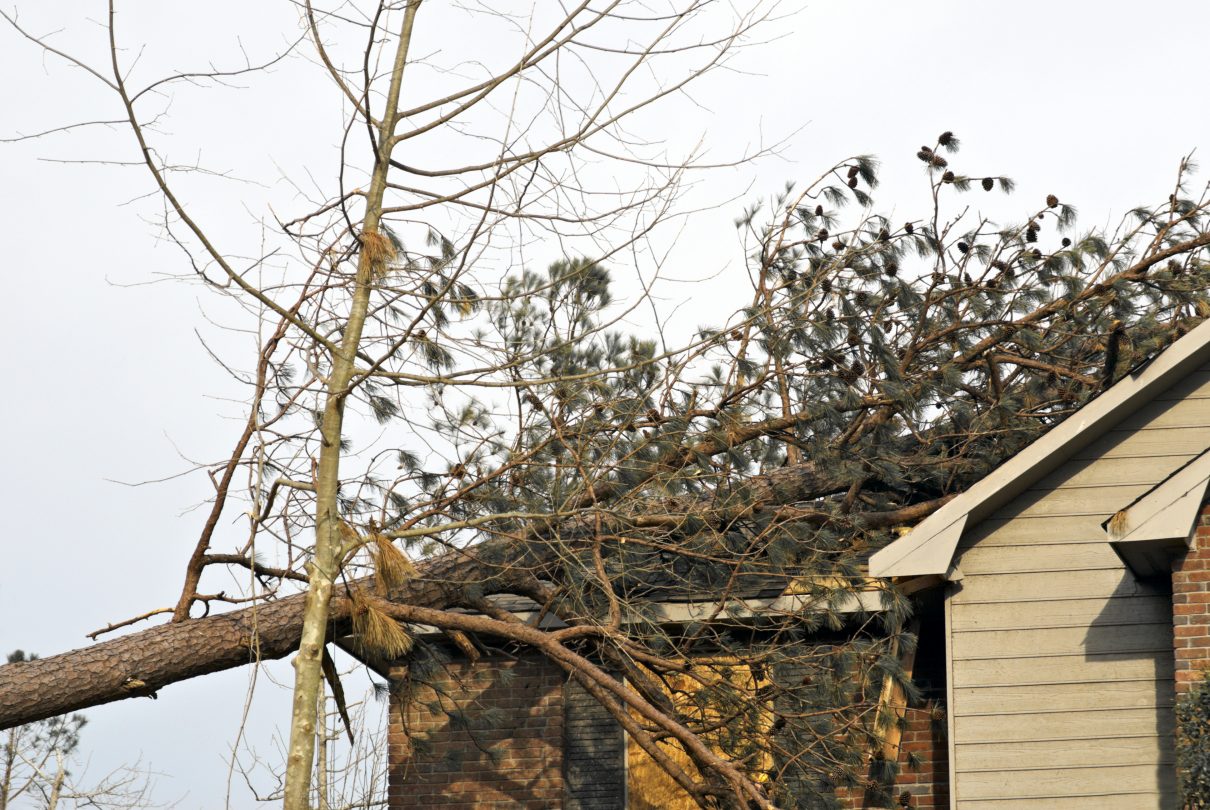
3 1 1209 806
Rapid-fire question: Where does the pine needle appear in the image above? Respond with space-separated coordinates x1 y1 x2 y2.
371 531 415 595
1107 510 1130 537
361 230 397 277
351 590 413 659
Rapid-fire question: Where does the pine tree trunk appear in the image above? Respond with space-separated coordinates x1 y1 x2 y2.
0 548 503 731
0 455 880 732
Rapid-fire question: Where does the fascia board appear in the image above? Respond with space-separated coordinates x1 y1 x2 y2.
870 317 1210 578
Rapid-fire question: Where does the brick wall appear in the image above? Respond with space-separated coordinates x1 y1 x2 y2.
1172 502 1210 697
856 594 949 810
390 656 951 809
389 655 564 809
886 705 949 810
802 701 949 810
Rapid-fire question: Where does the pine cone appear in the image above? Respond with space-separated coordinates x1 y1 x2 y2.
856 290 869 306
848 176 858 188
1046 194 1059 208
832 240 845 251
930 154 949 168
1061 237 1072 248
942 171 955 183
847 164 860 179
818 227 829 242
878 228 890 241
822 279 833 293
815 204 824 216
1026 227 1038 243
939 131 955 146
884 262 899 276
904 222 915 234
957 241 969 254
916 150 932 163
981 177 995 191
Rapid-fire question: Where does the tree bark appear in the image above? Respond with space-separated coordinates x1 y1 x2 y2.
0 550 500 731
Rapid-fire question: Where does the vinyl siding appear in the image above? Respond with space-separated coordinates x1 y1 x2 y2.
946 364 1210 807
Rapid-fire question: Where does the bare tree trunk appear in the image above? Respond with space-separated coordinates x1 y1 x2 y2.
316 681 330 810
45 751 65 810
282 5 419 807
1 727 14 810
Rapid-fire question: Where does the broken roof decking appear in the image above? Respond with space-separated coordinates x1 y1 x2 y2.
871 316 1210 579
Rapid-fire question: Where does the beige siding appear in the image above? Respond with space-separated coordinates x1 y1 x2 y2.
946 368 1210 807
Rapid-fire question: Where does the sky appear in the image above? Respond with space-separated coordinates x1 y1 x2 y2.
2 0 1209 806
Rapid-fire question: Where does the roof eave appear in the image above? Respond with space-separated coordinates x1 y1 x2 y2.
871 317 1210 578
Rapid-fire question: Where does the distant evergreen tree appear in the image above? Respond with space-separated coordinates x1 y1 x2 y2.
1 652 86 810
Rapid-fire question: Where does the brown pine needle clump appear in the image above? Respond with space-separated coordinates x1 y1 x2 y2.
350 590 413 659
361 230 397 276
370 531 415 595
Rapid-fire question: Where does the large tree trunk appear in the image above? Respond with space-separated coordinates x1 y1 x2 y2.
0 552 501 730
0 458 916 731
0 590 319 730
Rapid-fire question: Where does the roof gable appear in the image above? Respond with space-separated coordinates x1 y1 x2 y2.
870 317 1210 578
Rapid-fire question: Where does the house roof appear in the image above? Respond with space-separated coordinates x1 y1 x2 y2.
870 316 1210 579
